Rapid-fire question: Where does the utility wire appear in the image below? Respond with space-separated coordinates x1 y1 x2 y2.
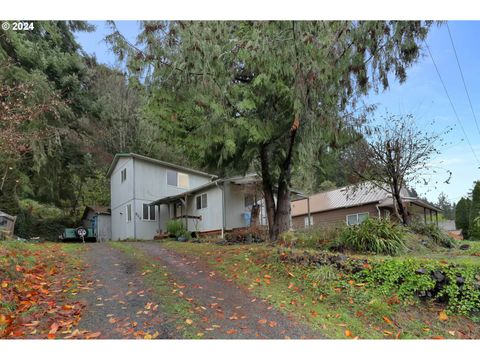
446 22 480 138
424 40 480 167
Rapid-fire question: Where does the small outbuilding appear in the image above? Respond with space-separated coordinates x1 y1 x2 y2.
0 210 16 239
81 206 111 242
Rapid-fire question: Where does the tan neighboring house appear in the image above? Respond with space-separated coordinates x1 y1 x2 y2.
291 182 442 229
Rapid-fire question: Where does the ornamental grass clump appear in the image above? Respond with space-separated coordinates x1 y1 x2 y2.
333 218 406 256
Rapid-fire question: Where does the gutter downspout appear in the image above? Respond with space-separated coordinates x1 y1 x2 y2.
307 196 311 229
215 180 226 239
376 204 381 219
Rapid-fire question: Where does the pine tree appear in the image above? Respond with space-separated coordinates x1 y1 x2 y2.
469 181 480 240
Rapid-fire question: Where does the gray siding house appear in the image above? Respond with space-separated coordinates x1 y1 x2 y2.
107 153 267 240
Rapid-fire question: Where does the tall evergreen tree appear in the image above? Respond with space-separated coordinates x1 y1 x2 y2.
455 197 470 238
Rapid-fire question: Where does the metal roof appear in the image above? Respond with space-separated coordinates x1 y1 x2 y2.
0 210 15 221
291 182 415 216
106 153 218 178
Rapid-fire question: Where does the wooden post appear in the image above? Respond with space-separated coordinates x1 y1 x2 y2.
424 207 427 224
435 211 438 226
429 209 433 223
184 195 188 230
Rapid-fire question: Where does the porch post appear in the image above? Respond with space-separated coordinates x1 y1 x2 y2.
184 194 188 230
429 209 433 223
435 211 438 226
424 207 427 224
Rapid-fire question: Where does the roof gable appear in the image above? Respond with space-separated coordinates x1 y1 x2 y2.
106 153 217 179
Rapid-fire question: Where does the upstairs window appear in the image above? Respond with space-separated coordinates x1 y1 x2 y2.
167 169 189 189
121 168 127 183
196 193 208 210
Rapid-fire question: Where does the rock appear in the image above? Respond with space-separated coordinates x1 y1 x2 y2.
432 270 445 282
456 275 465 285
421 239 429 246
459 244 470 250
416 268 427 275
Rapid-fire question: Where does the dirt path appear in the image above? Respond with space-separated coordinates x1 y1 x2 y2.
134 242 322 339
76 244 176 339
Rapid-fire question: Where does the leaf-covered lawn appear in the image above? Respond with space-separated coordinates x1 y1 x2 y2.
161 241 480 339
0 241 96 339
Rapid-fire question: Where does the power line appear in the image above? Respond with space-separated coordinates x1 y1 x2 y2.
446 22 480 138
424 40 480 167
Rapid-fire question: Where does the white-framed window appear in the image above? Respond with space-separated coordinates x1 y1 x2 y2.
167 169 189 189
346 212 369 226
126 204 132 222
121 168 127 183
142 203 156 221
244 194 255 208
304 216 314 228
196 193 208 210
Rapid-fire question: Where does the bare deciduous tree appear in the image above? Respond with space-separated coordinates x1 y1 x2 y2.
347 114 451 224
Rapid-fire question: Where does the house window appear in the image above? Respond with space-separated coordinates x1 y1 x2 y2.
346 212 369 226
149 205 156 221
304 216 314 228
142 203 157 221
167 170 189 188
121 168 127 183
126 204 132 222
0 216 7 227
244 194 255 207
196 193 208 209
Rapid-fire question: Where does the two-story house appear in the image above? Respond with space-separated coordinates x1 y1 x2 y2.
107 153 267 240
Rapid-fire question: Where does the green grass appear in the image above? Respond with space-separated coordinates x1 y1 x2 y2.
161 241 480 339
109 242 204 339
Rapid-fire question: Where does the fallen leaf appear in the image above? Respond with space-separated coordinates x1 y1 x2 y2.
258 319 267 324
268 321 277 328
345 330 352 337
448 330 455 336
438 311 448 321
85 331 101 339
185 319 193 325
226 329 237 335
383 316 393 325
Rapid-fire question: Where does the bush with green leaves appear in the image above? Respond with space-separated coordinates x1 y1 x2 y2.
332 218 406 256
166 219 186 238
409 221 455 248
356 258 480 316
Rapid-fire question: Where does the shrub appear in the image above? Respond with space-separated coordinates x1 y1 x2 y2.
409 221 455 248
223 226 266 244
356 259 480 316
166 219 186 238
332 218 406 256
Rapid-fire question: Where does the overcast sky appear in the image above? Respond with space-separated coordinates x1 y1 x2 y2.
75 21 480 204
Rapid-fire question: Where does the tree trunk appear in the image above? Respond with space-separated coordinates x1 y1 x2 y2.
392 185 409 225
260 145 276 241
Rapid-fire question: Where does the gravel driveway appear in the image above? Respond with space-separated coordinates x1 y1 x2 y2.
77 242 322 339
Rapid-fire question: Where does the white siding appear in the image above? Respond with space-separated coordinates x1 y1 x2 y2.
224 182 251 230
185 186 223 232
110 157 134 240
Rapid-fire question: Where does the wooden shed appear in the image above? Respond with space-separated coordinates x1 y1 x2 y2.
0 210 16 239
